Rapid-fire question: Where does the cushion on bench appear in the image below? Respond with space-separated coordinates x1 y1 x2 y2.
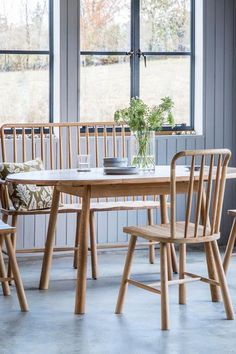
0 158 53 212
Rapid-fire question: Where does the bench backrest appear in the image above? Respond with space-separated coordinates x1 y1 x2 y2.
1 122 129 167
0 122 157 207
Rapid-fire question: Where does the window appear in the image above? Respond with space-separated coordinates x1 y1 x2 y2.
0 0 53 124
80 0 194 129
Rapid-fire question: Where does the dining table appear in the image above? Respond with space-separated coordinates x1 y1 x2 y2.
6 165 236 314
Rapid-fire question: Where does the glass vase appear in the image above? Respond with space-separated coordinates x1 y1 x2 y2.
131 130 156 172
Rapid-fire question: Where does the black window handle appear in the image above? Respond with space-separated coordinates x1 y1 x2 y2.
136 49 147 67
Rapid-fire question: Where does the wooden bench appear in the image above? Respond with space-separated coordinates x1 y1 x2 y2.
0 122 176 278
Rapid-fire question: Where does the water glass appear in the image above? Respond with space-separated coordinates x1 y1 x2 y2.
77 154 90 170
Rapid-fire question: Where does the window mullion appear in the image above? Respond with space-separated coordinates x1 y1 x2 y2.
49 0 54 122
190 0 195 130
131 0 140 98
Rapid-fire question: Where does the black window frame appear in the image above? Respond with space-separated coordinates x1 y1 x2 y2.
80 0 195 131
0 0 54 123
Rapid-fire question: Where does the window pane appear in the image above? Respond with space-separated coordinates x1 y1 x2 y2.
0 54 49 124
0 0 49 50
80 0 130 52
141 0 191 52
140 56 190 125
80 55 130 122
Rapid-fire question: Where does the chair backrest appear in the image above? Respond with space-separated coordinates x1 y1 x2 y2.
170 149 231 239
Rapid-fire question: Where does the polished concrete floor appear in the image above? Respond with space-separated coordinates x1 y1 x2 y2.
1 248 236 354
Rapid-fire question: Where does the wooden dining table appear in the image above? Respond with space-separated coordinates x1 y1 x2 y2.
7 165 236 314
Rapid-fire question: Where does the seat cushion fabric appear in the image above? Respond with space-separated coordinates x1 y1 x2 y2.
0 158 53 211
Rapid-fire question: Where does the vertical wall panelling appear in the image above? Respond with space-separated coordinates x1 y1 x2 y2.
214 0 224 148
203 0 236 242
204 0 216 149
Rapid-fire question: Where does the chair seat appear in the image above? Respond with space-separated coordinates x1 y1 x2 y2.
1 200 162 216
228 209 236 217
0 220 16 235
124 222 220 244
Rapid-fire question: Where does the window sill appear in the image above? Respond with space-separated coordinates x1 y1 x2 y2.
156 130 196 136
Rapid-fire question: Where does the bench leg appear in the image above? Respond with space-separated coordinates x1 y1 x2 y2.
147 209 155 264
73 213 80 269
90 212 98 279
7 215 17 282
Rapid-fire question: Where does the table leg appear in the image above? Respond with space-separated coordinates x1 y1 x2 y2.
75 186 91 314
159 195 178 278
39 187 60 290
201 190 220 302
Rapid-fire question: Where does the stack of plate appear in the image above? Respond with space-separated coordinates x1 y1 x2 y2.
103 157 128 168
103 157 139 175
104 166 139 175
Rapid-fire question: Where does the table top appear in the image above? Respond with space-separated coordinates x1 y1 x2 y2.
6 166 236 186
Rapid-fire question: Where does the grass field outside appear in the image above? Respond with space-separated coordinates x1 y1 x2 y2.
0 57 190 126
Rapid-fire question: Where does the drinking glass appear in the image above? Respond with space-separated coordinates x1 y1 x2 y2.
77 154 90 171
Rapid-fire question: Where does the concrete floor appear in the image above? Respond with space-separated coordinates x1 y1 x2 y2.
1 248 236 354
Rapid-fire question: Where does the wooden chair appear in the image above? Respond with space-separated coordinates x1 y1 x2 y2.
115 149 234 330
0 123 176 280
0 220 28 311
223 210 236 273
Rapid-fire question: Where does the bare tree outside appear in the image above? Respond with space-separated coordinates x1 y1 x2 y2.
80 0 192 124
81 0 129 52
141 0 190 51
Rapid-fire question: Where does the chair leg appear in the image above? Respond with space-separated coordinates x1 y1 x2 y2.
5 234 28 311
179 243 186 304
147 209 155 264
0 238 10 296
223 217 236 273
8 215 17 281
115 235 137 314
171 244 178 274
160 243 169 330
167 244 173 281
204 242 221 302
90 211 98 279
211 240 234 320
73 213 80 269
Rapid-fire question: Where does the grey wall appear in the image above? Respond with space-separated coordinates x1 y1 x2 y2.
203 0 236 242
9 0 236 249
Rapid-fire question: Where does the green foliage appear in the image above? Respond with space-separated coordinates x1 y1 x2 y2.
114 96 175 133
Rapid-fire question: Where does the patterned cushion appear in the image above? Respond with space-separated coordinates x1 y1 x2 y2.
0 158 53 211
